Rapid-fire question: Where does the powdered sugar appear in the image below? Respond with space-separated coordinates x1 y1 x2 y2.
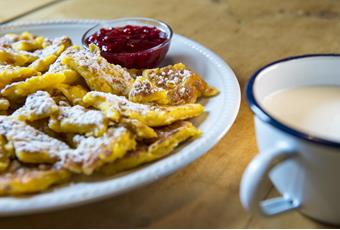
0 34 19 47
142 63 212 104
12 91 58 120
0 116 70 157
67 127 125 162
57 105 105 127
65 46 133 96
129 76 163 96
148 67 192 89
59 126 130 174
48 45 79 73
88 91 153 114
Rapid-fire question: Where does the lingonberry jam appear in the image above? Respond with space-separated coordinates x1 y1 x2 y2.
85 25 170 68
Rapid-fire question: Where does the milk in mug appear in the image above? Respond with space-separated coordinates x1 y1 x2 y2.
263 86 340 142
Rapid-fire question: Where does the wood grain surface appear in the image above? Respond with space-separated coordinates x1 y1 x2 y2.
0 0 339 228
0 0 58 23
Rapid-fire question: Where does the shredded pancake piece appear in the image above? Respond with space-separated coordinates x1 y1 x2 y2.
61 127 136 175
0 116 70 164
0 135 12 172
142 63 219 105
0 160 71 196
120 118 157 139
100 121 200 175
129 76 169 105
62 44 133 96
83 91 204 127
12 91 58 121
0 64 38 89
0 98 9 111
49 105 108 137
0 46 38 66
55 84 88 106
1 73 66 100
47 46 81 85
29 36 72 72
12 36 45 52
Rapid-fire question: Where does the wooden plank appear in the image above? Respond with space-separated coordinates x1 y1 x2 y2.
1 0 340 228
0 0 57 23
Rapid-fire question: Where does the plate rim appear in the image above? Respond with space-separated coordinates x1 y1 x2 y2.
0 19 241 216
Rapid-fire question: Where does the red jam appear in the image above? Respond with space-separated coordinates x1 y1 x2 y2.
85 25 170 68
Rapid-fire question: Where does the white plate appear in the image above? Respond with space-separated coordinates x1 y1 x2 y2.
0 20 240 216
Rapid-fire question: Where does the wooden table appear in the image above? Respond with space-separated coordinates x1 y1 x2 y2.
0 0 337 228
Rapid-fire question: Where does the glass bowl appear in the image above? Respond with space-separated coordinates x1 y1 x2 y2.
82 17 173 69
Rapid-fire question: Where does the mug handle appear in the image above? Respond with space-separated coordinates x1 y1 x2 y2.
240 143 300 216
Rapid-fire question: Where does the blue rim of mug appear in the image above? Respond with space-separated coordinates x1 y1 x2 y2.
246 53 340 148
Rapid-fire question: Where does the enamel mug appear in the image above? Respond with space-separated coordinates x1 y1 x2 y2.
240 54 340 225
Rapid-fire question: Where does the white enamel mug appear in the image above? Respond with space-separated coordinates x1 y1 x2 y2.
240 54 340 225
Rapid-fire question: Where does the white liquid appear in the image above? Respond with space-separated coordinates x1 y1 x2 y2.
263 86 340 142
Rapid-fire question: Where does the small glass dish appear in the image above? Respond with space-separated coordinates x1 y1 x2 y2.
82 17 173 69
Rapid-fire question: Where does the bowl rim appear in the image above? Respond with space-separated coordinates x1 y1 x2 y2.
246 53 340 148
81 17 173 56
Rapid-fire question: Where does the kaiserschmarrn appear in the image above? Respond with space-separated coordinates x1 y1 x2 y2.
0 31 218 196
